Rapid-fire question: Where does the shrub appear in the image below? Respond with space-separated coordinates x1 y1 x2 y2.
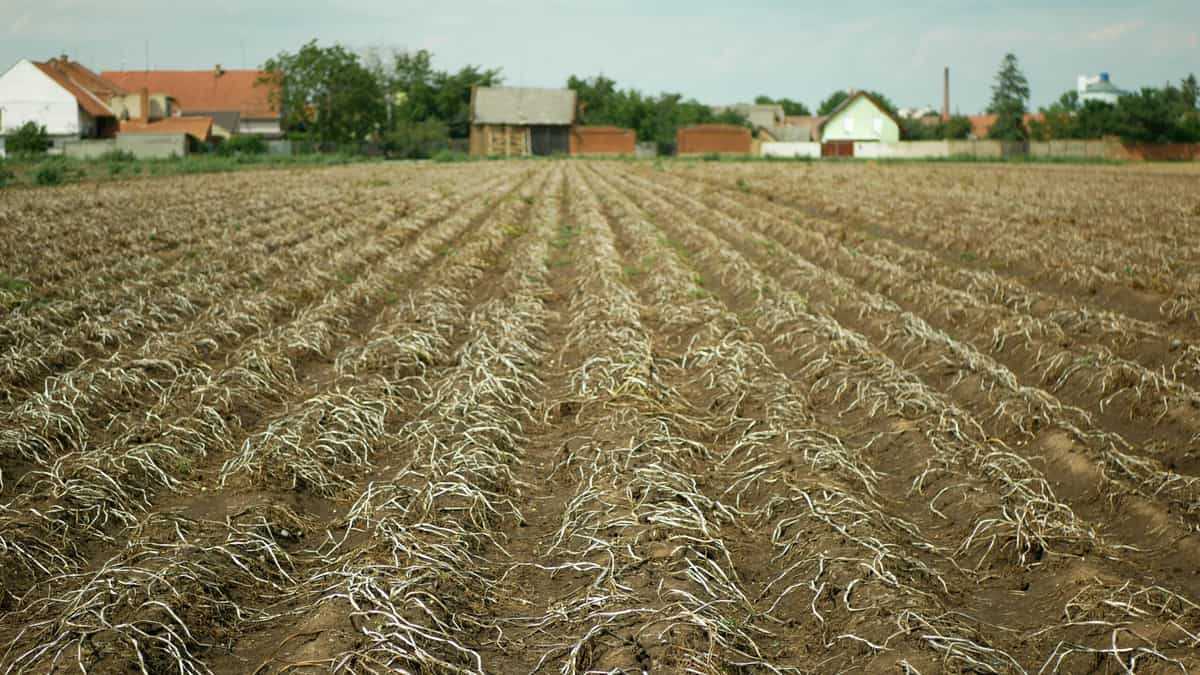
216 134 269 156
34 158 77 186
99 149 136 162
0 161 12 189
432 149 470 163
384 119 450 159
6 122 51 157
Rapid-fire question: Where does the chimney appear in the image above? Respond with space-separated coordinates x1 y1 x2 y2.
214 64 224 78
140 87 150 124
943 67 950 122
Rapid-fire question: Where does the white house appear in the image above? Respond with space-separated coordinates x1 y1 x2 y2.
1078 72 1128 106
0 57 121 156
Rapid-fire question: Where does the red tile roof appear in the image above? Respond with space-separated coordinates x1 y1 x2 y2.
101 69 279 119
33 59 125 118
120 116 213 141
967 113 1045 139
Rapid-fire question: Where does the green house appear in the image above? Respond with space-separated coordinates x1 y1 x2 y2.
818 91 903 144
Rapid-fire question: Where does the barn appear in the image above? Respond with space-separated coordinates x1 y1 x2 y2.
469 86 577 157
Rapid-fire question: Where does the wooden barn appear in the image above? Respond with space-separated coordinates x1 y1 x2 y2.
469 86 577 157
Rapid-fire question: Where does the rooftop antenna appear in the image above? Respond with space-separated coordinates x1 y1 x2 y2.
144 40 149 72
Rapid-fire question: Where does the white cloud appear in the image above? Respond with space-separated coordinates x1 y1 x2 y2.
1087 20 1144 42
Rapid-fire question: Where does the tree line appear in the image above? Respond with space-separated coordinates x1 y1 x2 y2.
258 42 1199 154
986 53 1200 143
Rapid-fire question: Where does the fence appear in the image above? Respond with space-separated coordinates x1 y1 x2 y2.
677 125 752 155
63 139 117 159
762 142 821 159
758 138 1200 161
569 126 636 155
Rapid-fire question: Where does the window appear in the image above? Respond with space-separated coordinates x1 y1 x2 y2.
843 117 854 133
873 117 883 135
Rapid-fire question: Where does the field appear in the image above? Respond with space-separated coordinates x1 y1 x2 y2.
1 159 1199 673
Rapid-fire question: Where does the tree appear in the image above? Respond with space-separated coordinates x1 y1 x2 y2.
566 75 750 153
261 40 386 146
817 91 849 116
387 50 502 138
6 121 51 157
1181 74 1198 111
1116 87 1200 143
754 95 811 116
986 53 1031 141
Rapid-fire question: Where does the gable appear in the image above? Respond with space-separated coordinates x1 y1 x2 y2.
0 60 78 107
0 59 81 134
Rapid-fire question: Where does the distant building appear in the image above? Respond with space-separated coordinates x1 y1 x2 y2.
712 103 785 131
102 66 282 138
1078 72 1128 106
469 86 577 157
0 57 124 155
817 91 903 155
779 115 827 142
898 106 938 120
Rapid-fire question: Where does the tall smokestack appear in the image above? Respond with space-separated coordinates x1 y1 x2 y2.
943 67 950 122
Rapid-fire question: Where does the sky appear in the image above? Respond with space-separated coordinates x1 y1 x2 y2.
3 0 1198 113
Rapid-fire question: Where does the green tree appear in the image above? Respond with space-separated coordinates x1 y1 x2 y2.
6 121 51 157
986 53 1031 141
387 50 502 138
1181 74 1198 111
261 40 386 146
1116 87 1200 143
754 95 811 116
817 91 849 116
566 75 750 153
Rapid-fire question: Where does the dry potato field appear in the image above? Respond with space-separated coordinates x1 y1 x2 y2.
1 160 1199 674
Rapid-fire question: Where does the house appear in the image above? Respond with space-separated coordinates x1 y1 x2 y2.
713 103 785 131
780 115 827 142
677 124 752 155
101 66 282 138
469 86 577 157
1078 72 1127 106
0 56 125 155
817 91 904 156
966 113 1045 139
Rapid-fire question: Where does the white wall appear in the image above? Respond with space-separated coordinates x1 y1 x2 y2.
762 142 820 158
853 141 951 159
0 59 82 136
238 118 282 137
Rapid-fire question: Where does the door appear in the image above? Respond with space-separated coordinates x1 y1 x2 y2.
821 141 854 158
530 126 569 156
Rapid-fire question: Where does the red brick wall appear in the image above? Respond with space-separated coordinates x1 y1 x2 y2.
677 125 752 155
569 126 636 155
1109 143 1200 161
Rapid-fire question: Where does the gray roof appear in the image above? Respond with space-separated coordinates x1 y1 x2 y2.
181 110 241 132
713 104 784 130
472 86 577 125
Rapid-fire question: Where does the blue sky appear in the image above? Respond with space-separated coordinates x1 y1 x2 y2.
3 1 1197 113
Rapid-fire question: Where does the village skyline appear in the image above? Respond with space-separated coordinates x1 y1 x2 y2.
3 0 1198 114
